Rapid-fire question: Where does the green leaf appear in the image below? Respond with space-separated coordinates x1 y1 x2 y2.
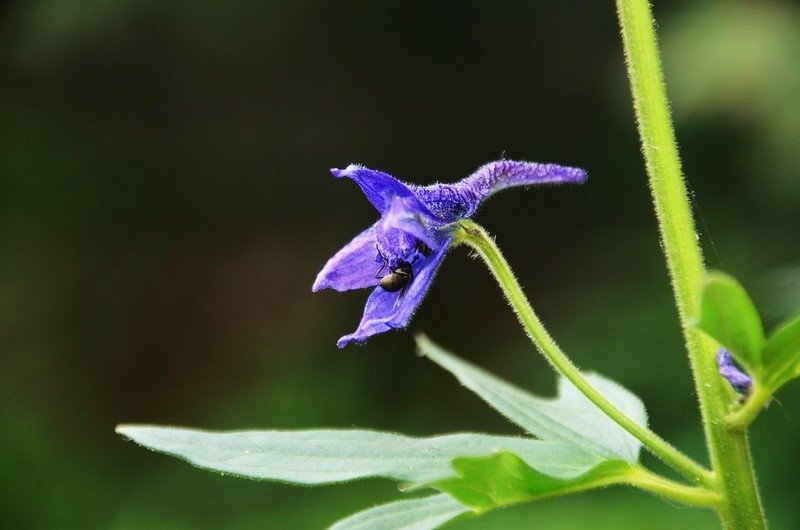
327 494 470 530
697 272 765 369
762 313 800 390
416 335 647 463
116 426 605 485
435 452 633 512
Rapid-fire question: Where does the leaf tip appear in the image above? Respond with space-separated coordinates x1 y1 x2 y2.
115 424 132 436
702 269 733 286
115 424 154 441
414 332 431 356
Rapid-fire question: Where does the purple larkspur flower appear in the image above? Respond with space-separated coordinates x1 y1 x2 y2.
312 159 587 348
716 348 753 394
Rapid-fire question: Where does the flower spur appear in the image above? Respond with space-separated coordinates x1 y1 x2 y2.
312 159 587 347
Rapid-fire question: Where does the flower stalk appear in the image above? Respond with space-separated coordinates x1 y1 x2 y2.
625 467 720 508
725 382 772 433
615 0 765 527
454 219 711 486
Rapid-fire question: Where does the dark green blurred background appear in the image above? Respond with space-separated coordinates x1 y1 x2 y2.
2 1 798 528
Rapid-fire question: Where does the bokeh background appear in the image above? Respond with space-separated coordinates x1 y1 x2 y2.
2 1 799 528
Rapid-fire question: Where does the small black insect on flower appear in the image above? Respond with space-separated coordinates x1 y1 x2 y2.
379 261 413 292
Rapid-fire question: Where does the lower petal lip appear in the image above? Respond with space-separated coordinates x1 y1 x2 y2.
335 240 451 347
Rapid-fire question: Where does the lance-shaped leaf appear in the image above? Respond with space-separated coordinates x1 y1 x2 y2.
762 313 800 391
434 452 633 512
697 272 765 370
327 494 470 530
116 426 606 485
416 335 647 463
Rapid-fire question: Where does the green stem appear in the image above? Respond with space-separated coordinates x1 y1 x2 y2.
726 382 771 432
626 467 720 508
454 219 711 487
615 1 765 528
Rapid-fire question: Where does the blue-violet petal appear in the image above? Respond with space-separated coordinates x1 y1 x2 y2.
337 241 450 348
381 196 443 250
312 222 380 292
331 164 430 215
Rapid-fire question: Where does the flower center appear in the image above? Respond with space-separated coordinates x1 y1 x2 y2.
375 234 431 289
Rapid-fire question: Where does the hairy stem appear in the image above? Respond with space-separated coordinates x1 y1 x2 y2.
455 219 711 487
626 467 720 508
615 0 765 527
726 382 771 432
